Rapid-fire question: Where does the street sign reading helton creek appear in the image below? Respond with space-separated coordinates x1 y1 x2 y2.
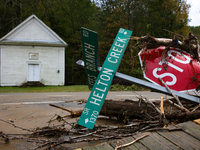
78 28 132 129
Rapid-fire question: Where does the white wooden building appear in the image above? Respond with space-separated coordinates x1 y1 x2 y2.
0 14 67 86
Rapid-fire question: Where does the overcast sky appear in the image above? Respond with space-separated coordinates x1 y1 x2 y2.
187 0 200 26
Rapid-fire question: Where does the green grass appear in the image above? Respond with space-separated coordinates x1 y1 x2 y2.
110 84 148 91
0 84 148 93
0 85 90 93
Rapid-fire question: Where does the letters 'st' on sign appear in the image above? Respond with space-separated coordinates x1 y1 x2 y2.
78 28 132 129
138 46 200 92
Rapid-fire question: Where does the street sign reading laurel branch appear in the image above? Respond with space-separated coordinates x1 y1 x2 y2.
81 27 100 90
78 28 132 129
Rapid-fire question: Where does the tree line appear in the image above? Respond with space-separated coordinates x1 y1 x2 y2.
1 0 199 85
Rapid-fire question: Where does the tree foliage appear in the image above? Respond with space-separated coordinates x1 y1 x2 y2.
189 26 200 41
0 0 191 84
95 0 190 78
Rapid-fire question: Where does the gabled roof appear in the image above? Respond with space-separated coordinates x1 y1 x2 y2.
0 14 67 47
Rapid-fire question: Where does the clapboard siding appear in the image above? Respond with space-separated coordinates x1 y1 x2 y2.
0 15 67 86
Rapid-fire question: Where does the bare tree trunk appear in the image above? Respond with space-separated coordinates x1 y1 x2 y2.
11 0 14 28
42 0 53 22
165 110 200 120
19 0 22 23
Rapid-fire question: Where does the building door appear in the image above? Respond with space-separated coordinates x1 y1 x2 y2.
28 64 40 81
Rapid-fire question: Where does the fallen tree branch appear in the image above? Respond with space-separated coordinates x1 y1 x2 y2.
50 100 159 121
49 104 82 117
139 98 155 120
163 29 185 39
114 134 149 150
192 104 200 112
0 118 33 132
158 77 184 108
131 32 199 60
143 97 161 115
142 97 169 125
165 110 200 120
168 99 190 112
144 127 182 132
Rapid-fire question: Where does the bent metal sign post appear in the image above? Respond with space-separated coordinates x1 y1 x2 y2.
78 28 132 129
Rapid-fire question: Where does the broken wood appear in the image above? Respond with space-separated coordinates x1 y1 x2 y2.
49 100 158 121
158 77 184 108
100 99 159 121
134 34 199 59
0 118 33 132
49 104 82 117
168 99 190 112
160 96 165 114
192 104 200 112
193 119 200 125
1 100 200 150
143 97 161 115
144 127 182 132
160 96 168 125
49 99 200 123
114 134 149 150
165 110 200 120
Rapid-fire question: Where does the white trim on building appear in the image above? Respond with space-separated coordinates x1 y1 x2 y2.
0 14 67 86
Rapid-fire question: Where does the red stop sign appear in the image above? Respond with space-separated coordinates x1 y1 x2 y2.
138 46 200 91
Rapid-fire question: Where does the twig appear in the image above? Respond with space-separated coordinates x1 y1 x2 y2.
139 124 158 131
0 132 9 143
71 125 131 140
0 132 43 143
47 114 73 128
35 135 117 150
158 77 184 107
49 104 73 113
0 118 33 132
138 98 155 120
168 99 190 112
142 96 169 125
144 127 182 132
163 29 185 39
191 104 200 112
31 127 69 137
188 32 200 60
130 36 140 40
135 91 160 118
49 104 82 117
72 121 159 141
114 134 149 150
144 97 161 115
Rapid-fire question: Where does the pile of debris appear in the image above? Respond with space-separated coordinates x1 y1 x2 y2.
0 94 200 149
134 29 199 60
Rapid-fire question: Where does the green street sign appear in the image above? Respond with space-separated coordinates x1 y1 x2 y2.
81 27 100 90
78 28 132 129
